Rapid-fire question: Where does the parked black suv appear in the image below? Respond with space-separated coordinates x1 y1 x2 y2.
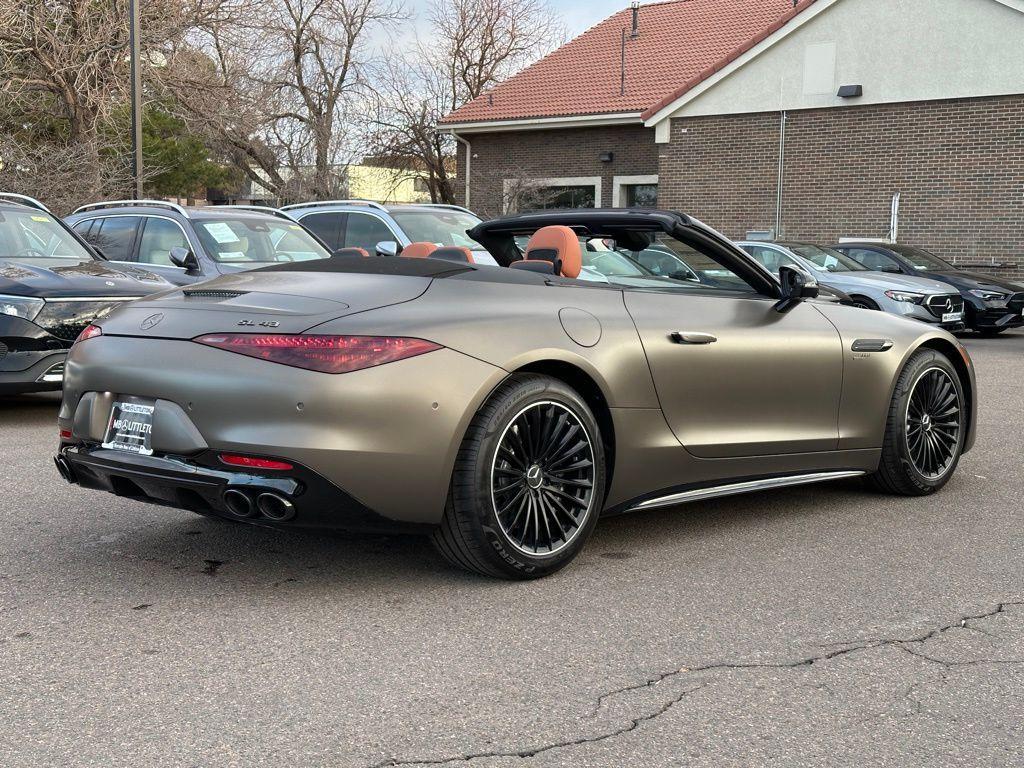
0 194 170 394
834 241 1024 336
65 201 332 286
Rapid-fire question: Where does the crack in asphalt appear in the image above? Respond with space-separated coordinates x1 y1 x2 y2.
366 685 706 768
365 600 1022 767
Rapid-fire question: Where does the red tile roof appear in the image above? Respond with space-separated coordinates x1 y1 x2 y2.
441 0 818 125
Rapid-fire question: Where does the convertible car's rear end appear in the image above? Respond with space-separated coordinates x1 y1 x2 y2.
56 268 507 530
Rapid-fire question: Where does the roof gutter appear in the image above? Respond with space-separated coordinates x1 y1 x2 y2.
440 112 644 134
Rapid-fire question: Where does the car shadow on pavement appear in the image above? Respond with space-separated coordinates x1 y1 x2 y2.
0 391 62 412
62 477 884 594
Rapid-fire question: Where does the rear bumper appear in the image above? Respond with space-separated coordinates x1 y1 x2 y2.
58 336 506 524
56 444 432 533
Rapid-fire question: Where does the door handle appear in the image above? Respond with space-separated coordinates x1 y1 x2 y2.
669 331 718 345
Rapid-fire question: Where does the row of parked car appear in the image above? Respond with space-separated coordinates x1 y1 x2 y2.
1 192 1021 396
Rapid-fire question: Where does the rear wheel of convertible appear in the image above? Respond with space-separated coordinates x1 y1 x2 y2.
866 349 966 496
432 373 606 579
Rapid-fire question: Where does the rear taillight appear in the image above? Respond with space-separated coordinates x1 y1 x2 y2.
75 324 102 344
192 334 442 374
219 454 293 471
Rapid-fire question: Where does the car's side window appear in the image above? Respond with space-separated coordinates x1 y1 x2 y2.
72 219 96 239
743 245 796 273
302 212 345 250
344 213 396 253
87 216 141 261
137 217 190 267
843 247 898 271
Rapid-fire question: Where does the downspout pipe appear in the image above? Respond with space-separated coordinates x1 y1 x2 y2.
775 110 786 238
450 131 471 209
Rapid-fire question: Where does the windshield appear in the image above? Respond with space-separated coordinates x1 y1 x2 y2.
890 244 953 271
786 244 868 272
0 209 94 260
389 209 481 249
194 218 330 263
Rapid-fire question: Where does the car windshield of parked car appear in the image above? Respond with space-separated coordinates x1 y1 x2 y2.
389 210 481 249
0 209 93 261
889 244 954 271
194 218 330 263
787 244 868 272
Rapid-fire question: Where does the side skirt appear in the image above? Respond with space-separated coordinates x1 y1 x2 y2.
609 470 867 515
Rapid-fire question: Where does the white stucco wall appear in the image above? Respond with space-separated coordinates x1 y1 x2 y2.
659 0 1024 121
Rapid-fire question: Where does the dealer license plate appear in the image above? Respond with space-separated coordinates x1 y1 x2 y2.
942 312 963 323
102 398 156 455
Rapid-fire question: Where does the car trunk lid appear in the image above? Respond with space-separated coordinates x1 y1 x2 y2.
96 271 432 339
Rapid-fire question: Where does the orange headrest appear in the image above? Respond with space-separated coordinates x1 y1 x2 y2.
401 242 437 259
334 247 369 258
524 225 582 278
431 246 474 264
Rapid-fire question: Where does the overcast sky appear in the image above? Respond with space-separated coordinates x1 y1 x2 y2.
402 0 627 37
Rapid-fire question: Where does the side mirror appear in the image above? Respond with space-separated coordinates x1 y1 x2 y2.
775 265 818 313
169 246 201 274
879 264 902 273
375 240 399 258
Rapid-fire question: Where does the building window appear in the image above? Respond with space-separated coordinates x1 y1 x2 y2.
504 177 602 213
533 185 596 209
625 183 658 208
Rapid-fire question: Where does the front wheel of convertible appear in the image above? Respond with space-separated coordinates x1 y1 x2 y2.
432 373 606 579
866 348 966 496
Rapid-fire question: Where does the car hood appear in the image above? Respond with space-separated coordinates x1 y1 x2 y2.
924 270 1024 294
0 257 170 298
820 270 954 294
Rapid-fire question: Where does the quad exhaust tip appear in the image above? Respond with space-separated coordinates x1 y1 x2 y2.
256 492 296 522
223 488 257 518
222 488 296 521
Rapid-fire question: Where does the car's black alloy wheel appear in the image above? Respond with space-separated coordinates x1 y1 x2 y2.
432 373 606 578
491 401 596 556
867 348 965 495
904 367 961 480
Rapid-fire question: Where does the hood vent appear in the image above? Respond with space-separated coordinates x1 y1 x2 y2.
182 289 248 299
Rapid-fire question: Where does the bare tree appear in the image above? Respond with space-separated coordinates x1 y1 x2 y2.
159 0 403 200
0 0 228 206
368 0 564 205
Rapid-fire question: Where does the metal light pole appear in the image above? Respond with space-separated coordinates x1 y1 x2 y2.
128 0 143 198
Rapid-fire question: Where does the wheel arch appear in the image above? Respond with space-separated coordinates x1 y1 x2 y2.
511 359 617 498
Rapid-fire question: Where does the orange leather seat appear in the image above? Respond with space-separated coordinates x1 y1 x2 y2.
430 246 475 264
401 242 437 259
513 225 582 278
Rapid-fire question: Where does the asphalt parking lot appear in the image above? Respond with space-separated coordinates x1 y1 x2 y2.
1 332 1022 767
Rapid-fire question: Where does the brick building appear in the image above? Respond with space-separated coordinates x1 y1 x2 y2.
440 0 1024 278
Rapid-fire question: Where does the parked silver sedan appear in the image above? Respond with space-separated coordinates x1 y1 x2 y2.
737 241 966 331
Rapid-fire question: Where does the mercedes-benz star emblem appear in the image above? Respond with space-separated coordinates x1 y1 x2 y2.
944 298 954 313
140 313 164 330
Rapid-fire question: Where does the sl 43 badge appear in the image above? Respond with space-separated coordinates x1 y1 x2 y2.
237 319 280 328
